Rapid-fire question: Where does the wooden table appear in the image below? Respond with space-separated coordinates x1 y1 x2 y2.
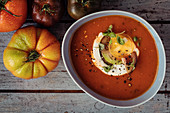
0 0 170 112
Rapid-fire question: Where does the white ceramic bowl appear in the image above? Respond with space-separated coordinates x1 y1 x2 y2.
62 10 166 108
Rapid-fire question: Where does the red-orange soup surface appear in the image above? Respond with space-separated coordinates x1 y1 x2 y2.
71 15 158 100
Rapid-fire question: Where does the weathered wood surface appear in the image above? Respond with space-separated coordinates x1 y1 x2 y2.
46 0 170 22
100 0 170 21
0 93 169 112
27 0 170 22
0 0 170 112
0 23 170 91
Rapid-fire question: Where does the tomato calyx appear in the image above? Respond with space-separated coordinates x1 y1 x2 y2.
40 4 55 16
76 0 90 8
25 50 40 62
0 0 21 17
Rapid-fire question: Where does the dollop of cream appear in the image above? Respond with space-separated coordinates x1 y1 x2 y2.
91 32 139 76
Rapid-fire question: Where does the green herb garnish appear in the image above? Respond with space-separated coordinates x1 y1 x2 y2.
117 36 125 45
117 30 126 35
103 65 114 72
133 37 141 47
108 25 113 31
103 32 108 36
133 37 137 42
99 43 105 50
108 32 116 37
109 39 112 44
103 66 111 72
102 25 116 37
128 58 136 71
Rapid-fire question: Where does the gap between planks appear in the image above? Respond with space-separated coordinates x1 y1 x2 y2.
0 90 169 94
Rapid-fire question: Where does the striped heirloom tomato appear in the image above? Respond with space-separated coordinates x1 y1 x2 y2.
3 26 61 79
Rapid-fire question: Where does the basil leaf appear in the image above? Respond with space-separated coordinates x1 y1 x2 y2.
103 32 108 36
102 25 116 37
108 32 116 37
99 43 105 50
137 42 140 47
117 36 125 45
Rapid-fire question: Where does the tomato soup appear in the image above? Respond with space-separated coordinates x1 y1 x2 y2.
71 15 158 100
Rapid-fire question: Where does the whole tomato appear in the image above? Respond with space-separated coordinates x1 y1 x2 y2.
32 0 64 27
3 26 61 79
67 0 101 20
0 0 27 32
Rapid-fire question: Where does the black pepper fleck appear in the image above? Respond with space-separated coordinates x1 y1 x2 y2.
128 77 132 81
82 44 86 47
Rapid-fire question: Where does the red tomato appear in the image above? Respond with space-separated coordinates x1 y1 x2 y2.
0 0 27 32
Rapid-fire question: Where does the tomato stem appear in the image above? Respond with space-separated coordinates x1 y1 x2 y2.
76 0 90 7
40 4 55 15
0 0 21 17
25 50 40 62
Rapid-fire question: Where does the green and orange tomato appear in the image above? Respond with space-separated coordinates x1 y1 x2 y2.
3 26 61 79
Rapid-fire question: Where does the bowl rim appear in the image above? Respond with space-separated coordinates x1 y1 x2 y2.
62 10 166 108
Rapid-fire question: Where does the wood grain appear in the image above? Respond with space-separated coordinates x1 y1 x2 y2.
0 23 170 91
100 0 170 21
0 59 170 91
0 0 170 111
27 0 170 22
0 93 169 112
